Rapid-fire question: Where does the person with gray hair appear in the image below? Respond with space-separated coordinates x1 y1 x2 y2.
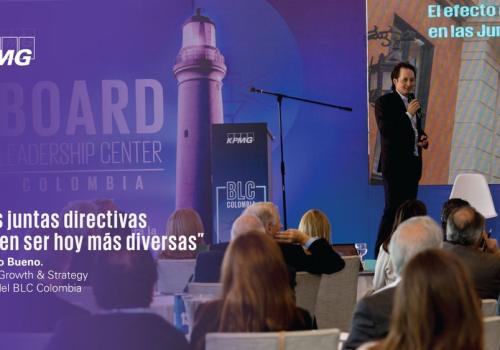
343 216 442 350
230 214 266 239
243 202 345 275
443 206 500 299
192 214 267 283
389 216 443 276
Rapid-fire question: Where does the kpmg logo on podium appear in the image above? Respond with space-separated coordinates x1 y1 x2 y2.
226 132 254 144
0 36 35 67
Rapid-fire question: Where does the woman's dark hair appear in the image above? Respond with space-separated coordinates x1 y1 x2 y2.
219 232 302 331
382 199 427 252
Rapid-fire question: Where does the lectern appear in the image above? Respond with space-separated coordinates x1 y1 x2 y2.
211 123 272 243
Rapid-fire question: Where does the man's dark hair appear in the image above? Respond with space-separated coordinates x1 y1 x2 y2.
441 198 470 232
391 62 417 91
446 206 484 246
92 249 157 310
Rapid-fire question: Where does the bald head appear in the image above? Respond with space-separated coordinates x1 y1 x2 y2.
447 206 484 246
389 216 443 276
230 214 266 239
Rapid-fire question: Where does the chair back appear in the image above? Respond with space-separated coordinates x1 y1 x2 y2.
315 256 360 331
206 328 340 350
0 333 52 350
187 282 222 297
450 173 497 218
482 299 498 317
295 272 321 317
157 259 196 294
484 316 500 350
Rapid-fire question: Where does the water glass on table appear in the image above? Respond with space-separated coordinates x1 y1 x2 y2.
355 242 368 269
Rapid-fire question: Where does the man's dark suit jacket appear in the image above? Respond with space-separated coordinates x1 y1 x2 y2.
46 312 189 350
342 286 396 350
444 242 500 299
375 91 426 181
193 238 345 286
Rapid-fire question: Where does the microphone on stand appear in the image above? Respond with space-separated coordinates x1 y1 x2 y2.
250 87 263 93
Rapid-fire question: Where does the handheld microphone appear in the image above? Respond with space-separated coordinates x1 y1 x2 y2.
407 93 422 119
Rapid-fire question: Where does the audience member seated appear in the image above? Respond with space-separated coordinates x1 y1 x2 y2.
343 216 442 350
159 208 207 259
440 198 470 238
444 206 500 299
298 209 331 241
373 199 426 290
244 202 345 274
193 214 265 283
190 232 315 350
46 249 189 350
360 249 483 350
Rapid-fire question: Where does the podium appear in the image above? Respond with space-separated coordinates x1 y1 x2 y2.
211 123 272 243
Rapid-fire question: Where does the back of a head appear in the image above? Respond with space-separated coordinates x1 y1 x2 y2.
230 214 266 240
381 249 482 350
389 216 442 276
441 198 470 232
166 208 205 237
298 209 331 241
92 249 157 310
392 199 427 230
384 200 427 251
446 206 484 246
242 202 279 233
220 231 297 331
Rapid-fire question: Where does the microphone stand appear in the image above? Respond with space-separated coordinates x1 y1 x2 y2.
250 87 352 229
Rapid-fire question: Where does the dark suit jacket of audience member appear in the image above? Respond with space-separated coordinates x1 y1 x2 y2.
46 312 189 350
443 242 500 299
193 248 297 289
0 293 88 333
342 286 396 350
190 300 315 350
193 238 345 286
279 238 345 274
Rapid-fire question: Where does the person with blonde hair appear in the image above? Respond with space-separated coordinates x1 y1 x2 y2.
190 232 314 350
361 249 483 350
243 202 344 274
158 208 207 259
298 209 331 241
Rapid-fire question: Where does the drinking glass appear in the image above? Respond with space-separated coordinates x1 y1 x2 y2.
355 242 368 268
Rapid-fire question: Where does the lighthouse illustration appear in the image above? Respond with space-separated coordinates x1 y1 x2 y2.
173 9 227 238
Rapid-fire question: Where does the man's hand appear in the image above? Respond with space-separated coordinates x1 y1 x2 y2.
274 229 309 245
407 99 421 116
481 232 500 256
417 134 429 149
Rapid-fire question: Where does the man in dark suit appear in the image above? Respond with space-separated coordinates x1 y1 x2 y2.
243 202 345 275
194 201 345 285
47 249 189 350
343 216 442 350
444 206 500 299
374 62 429 256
